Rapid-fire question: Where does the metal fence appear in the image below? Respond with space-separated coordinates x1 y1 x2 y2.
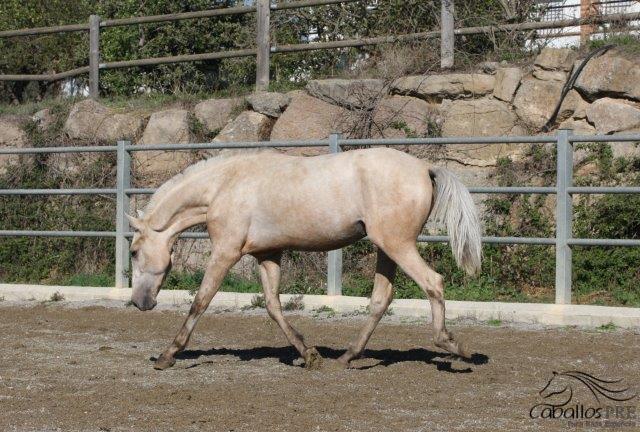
1 130 640 304
2 0 640 96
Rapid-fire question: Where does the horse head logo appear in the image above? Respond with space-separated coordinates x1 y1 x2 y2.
539 371 637 407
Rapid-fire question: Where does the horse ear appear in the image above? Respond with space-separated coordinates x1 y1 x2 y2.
126 213 145 231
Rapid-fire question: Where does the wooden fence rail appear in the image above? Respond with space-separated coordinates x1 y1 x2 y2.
1 0 639 97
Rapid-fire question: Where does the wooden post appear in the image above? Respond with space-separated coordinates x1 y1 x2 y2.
440 0 454 69
256 0 270 91
580 0 600 47
89 15 101 99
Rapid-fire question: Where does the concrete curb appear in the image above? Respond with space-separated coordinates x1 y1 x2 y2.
1 283 639 328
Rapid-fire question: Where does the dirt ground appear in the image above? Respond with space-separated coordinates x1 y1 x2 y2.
0 301 638 432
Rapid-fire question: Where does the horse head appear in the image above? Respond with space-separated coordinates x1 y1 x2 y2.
126 213 174 311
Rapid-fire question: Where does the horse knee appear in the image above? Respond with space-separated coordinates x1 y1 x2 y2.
422 273 444 300
369 295 391 317
434 273 444 289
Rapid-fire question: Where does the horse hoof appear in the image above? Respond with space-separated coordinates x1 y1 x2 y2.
452 341 470 359
435 339 470 359
154 354 176 370
304 347 323 370
323 358 349 371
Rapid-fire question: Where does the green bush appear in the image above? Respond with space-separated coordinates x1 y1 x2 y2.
1 0 532 101
0 129 116 283
163 270 261 295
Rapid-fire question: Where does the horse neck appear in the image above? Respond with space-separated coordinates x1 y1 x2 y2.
145 178 210 232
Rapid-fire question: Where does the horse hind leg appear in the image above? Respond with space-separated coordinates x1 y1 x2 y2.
337 250 396 367
378 240 468 359
257 253 321 369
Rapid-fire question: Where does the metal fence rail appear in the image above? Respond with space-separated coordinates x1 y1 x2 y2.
1 130 639 304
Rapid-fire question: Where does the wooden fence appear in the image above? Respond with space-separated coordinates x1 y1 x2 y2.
1 0 639 98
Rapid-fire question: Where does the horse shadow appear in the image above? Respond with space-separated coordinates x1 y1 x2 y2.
171 345 489 373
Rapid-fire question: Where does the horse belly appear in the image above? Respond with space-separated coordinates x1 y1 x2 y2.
246 219 365 253
246 178 365 253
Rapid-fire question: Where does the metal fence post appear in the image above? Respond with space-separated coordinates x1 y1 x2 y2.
255 0 270 91
327 133 343 296
555 129 573 304
115 140 131 288
89 15 101 99
440 0 454 69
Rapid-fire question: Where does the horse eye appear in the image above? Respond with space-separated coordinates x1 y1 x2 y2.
131 250 138 259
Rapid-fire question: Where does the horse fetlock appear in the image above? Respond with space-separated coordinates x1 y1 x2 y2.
336 353 353 369
154 353 176 370
303 347 323 370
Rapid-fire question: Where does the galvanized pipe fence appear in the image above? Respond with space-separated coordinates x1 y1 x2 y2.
1 130 640 304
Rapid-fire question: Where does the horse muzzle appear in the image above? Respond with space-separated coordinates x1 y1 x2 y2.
131 294 158 311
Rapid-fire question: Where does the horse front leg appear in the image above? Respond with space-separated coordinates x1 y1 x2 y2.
257 253 321 369
337 250 396 367
154 248 240 370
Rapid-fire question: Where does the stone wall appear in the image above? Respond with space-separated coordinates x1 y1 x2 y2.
2 47 640 273
14 47 640 173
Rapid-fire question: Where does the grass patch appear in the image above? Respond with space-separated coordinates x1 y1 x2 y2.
314 305 336 318
596 322 617 332
282 295 304 311
337 306 368 317
0 97 77 116
49 291 65 302
101 87 254 112
589 34 640 56
162 271 261 295
221 274 261 294
0 88 256 119
248 294 266 309
487 318 502 327
267 80 306 94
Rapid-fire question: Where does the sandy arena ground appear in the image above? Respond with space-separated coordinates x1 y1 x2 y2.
0 300 638 432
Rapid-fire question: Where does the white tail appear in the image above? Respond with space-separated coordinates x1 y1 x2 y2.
428 167 482 276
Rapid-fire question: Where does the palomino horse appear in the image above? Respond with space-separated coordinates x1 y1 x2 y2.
127 148 482 370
